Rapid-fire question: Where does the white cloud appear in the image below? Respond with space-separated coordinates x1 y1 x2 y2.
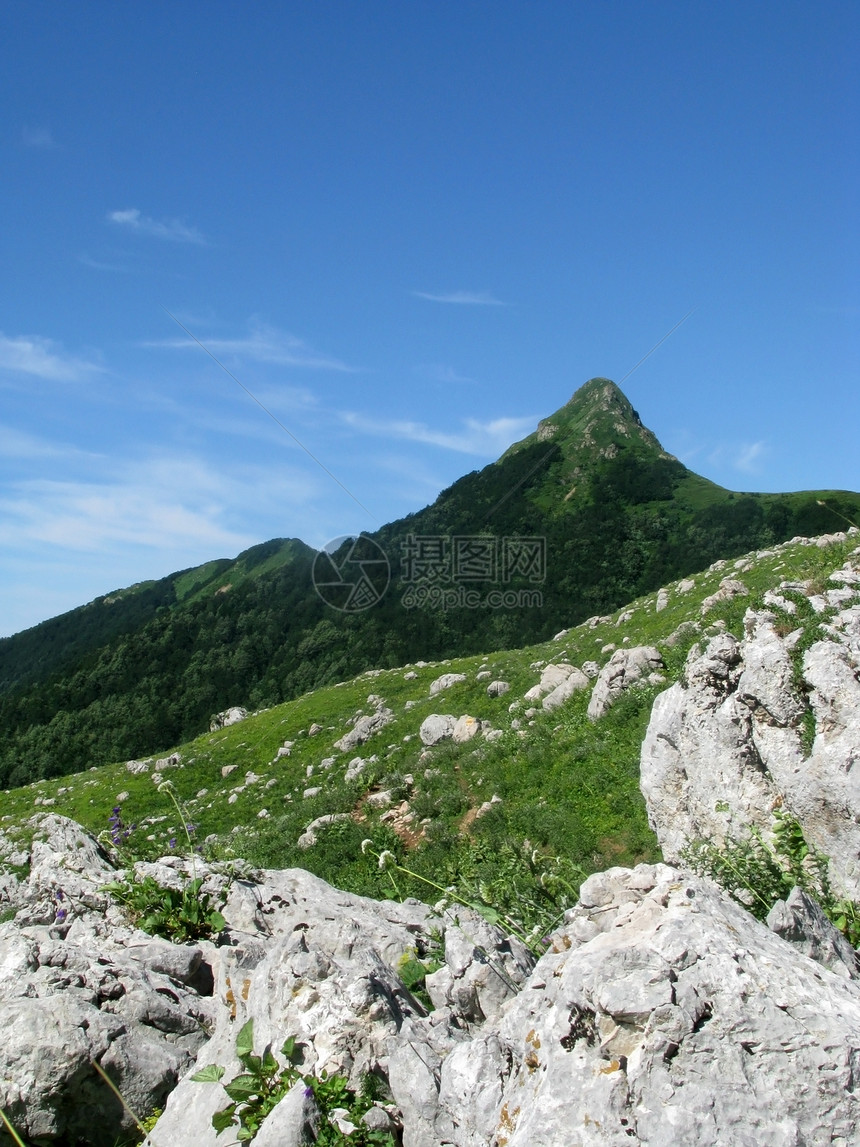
734 441 767 473
412 290 508 306
107 207 206 245
145 320 354 371
339 410 537 456
22 126 57 149
78 253 131 272
0 333 102 382
0 452 317 557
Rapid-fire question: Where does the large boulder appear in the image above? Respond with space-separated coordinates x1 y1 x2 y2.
209 706 248 731
419 714 457 746
436 864 860 1145
542 669 589 712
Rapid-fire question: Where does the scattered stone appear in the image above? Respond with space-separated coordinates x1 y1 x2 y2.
296 813 351 849
366 791 393 809
345 758 366 783
587 645 664 721
209 707 248 731
308 723 323 736
486 680 509 697
419 714 456 746
452 715 482 744
701 577 748 615
429 673 467 695
542 668 589 712
334 708 394 752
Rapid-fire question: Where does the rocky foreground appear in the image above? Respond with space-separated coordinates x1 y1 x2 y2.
0 811 858 1146
3 536 860 1145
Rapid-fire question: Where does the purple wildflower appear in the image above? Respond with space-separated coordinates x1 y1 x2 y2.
55 908 67 923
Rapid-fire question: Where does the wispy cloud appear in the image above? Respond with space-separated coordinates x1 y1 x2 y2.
734 441 767 473
144 320 355 372
0 424 94 462
416 364 477 385
107 208 206 245
412 290 508 306
22 125 57 149
0 453 316 556
78 253 131 273
339 411 536 456
0 333 102 382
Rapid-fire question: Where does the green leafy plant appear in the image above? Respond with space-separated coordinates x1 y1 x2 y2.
192 1019 395 1144
682 809 860 948
103 782 226 943
396 945 443 1011
102 873 226 944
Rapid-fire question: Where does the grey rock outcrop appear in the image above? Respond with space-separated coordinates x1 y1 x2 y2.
452 715 482 743
0 816 219 1146
587 645 663 721
446 864 860 1146
430 673 467 695
767 886 858 979
334 705 394 752
641 606 860 897
3 815 860 1146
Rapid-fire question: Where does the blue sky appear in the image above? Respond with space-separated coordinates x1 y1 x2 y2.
1 2 857 637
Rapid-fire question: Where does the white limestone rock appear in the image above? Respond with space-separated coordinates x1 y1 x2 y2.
419 714 457 746
429 673 467 695
587 646 663 721
542 668 589 712
209 707 248 731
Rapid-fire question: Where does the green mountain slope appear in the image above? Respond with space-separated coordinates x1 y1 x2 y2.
3 528 857 942
1 378 858 789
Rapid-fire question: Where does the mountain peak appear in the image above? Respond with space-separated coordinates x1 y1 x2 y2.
504 377 670 462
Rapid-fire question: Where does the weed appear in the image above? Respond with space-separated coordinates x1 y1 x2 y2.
192 1018 395 1144
103 782 227 944
682 810 860 948
102 873 226 944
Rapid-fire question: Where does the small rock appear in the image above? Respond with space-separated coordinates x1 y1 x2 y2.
430 673 467 695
